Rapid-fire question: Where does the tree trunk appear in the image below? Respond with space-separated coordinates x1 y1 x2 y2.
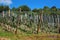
57 15 60 33
8 10 10 17
37 13 42 34
2 11 4 17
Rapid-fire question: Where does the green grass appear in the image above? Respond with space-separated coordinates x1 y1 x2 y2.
0 31 14 37
0 26 17 40
0 27 14 37
0 26 60 40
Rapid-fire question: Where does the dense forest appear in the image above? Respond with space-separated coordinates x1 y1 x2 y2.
0 5 60 34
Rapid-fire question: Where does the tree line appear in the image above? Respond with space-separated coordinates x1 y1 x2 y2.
0 5 60 14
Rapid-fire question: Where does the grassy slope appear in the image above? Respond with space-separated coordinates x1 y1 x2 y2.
0 27 17 40
0 26 60 40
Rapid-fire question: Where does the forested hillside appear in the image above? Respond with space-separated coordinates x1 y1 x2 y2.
0 5 60 40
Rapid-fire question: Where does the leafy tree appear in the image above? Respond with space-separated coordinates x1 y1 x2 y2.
43 6 51 14
50 6 57 15
57 9 60 15
0 5 4 12
12 7 17 11
0 5 9 12
4 6 9 11
50 6 58 33
17 5 31 11
32 8 39 12
51 6 57 11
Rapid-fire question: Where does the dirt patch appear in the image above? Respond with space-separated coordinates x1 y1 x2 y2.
0 37 10 40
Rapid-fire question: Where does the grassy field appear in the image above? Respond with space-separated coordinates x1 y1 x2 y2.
0 27 60 40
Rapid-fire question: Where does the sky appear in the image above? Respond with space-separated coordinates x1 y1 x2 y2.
0 0 60 9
